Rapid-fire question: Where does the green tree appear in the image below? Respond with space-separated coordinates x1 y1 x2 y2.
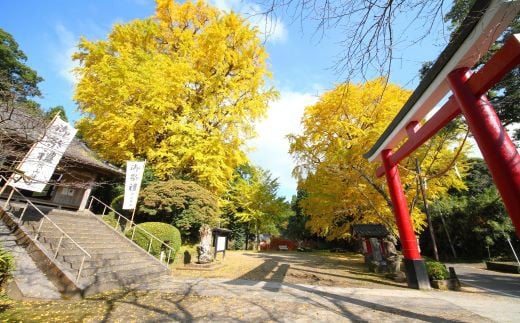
137 179 220 241
429 159 518 259
225 165 292 248
0 28 43 104
45 105 68 122
283 189 312 241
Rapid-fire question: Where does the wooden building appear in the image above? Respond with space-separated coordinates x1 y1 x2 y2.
0 107 123 210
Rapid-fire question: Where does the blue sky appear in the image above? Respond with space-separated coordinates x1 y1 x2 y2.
1 0 453 199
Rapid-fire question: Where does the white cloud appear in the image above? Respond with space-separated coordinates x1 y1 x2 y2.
54 23 80 85
213 0 241 12
211 0 288 44
248 91 318 200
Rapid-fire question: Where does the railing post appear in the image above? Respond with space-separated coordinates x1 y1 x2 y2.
55 234 64 259
102 205 107 216
131 225 137 240
35 218 45 240
88 196 94 211
167 248 172 264
4 189 14 208
148 237 153 253
77 255 86 282
116 214 121 229
19 203 28 223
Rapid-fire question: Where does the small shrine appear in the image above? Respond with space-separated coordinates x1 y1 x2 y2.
352 224 390 272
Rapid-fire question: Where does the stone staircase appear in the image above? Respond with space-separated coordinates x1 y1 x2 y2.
0 205 169 297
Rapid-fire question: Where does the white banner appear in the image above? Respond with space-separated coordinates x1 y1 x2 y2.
122 161 145 210
10 116 77 192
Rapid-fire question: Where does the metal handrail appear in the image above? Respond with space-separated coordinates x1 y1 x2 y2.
0 176 91 282
87 196 175 264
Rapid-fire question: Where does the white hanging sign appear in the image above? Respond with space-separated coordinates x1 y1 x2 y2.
216 236 226 252
10 116 77 192
122 161 145 210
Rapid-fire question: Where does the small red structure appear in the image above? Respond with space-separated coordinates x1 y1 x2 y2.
352 224 390 271
269 237 297 251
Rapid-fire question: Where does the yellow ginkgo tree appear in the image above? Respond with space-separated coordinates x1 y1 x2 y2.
289 78 469 240
73 0 277 195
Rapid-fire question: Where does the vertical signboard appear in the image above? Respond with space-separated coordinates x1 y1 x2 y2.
122 161 145 210
10 116 77 192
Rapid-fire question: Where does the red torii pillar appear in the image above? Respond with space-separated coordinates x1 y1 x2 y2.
377 37 520 289
447 68 520 232
381 149 430 289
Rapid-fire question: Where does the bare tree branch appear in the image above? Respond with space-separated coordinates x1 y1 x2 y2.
254 0 446 80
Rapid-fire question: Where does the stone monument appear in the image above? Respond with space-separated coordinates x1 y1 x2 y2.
197 224 213 264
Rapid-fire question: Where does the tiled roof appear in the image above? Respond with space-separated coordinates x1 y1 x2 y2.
352 224 389 238
1 107 124 176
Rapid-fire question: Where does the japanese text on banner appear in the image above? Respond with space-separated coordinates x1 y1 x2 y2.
10 116 77 192
122 161 145 210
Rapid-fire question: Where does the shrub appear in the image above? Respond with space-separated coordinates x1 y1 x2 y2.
101 213 127 232
0 247 14 289
102 213 119 228
110 195 131 218
126 222 181 262
110 195 124 211
138 180 220 240
425 259 449 280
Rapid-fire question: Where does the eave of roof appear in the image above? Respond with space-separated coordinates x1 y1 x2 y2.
364 0 519 162
1 107 124 176
352 224 389 238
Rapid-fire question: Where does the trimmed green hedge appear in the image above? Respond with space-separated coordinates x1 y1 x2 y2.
110 195 132 218
102 214 119 228
425 259 449 280
126 222 181 262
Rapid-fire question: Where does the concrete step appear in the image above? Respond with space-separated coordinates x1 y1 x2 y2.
9 205 169 295
81 272 169 296
80 260 164 277
24 222 123 239
72 257 155 271
0 217 62 300
37 236 130 249
47 215 108 225
35 231 124 242
36 220 108 230
59 250 142 263
82 265 166 287
50 244 143 257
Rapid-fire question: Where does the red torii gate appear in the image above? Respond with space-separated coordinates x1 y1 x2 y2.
364 0 520 289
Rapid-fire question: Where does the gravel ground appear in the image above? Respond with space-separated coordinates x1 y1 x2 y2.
2 251 518 322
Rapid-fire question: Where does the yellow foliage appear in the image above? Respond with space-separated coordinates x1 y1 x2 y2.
289 78 469 240
73 0 277 194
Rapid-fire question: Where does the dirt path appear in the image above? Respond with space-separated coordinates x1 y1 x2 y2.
173 250 407 289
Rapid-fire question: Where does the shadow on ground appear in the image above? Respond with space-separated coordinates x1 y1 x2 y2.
227 252 406 289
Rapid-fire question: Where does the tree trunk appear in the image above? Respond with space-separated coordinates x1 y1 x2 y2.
245 224 249 251
439 211 457 258
255 220 260 251
416 159 439 261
